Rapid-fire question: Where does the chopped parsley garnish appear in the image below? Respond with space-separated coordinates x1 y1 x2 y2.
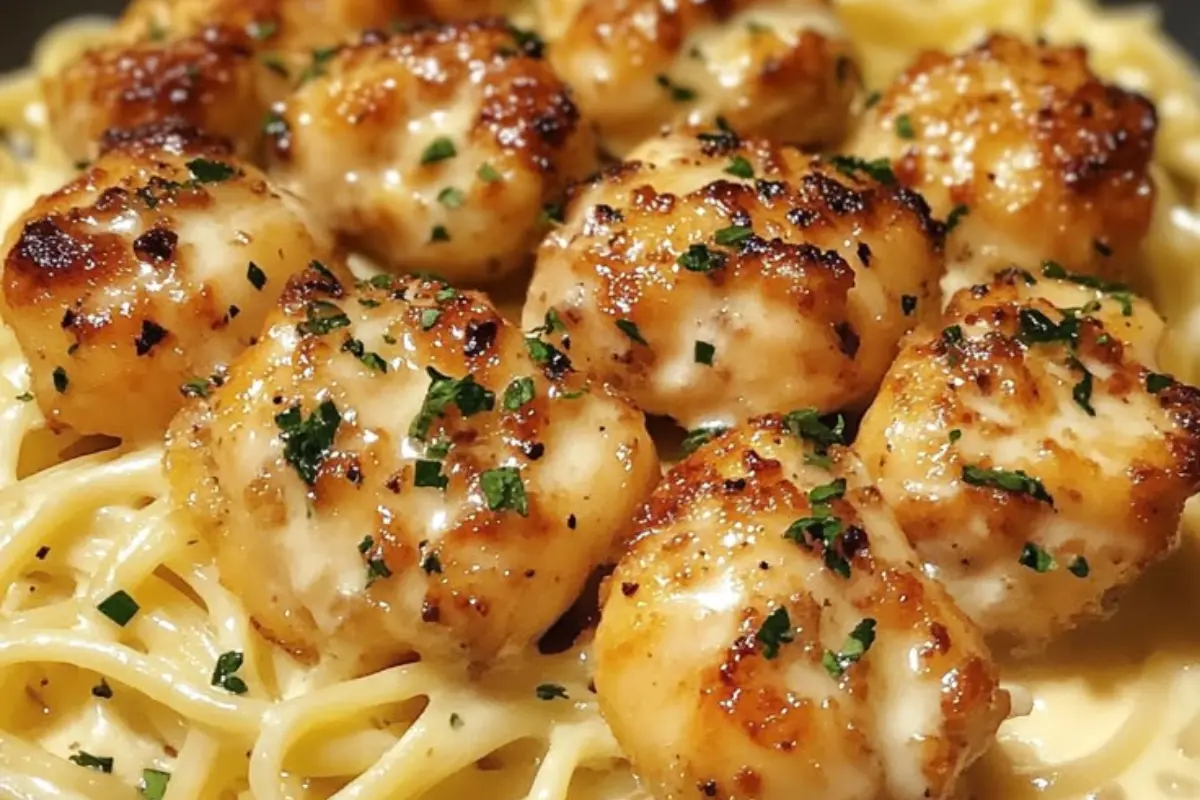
694 340 715 365
297 301 350 336
782 408 845 448
949 429 962 443
681 425 727 455
962 464 1053 505
1069 555 1090 578
894 113 915 139
529 308 566 336
185 158 236 184
1068 357 1095 416
420 308 442 330
437 187 466 208
358 536 393 587
1017 308 1079 346
655 73 697 102
53 366 68 393
724 155 755 179
503 377 535 410
525 337 572 376
180 377 212 398
450 713 465 729
942 324 964 346
756 607 794 660
261 55 289 78
275 400 341 485
1094 239 1114 257
1147 372 1174 394
97 590 139 626
540 202 565 225
15 392 32 402
677 243 727 273
945 204 970 232
211 651 248 694
481 467 528 516
435 285 457 303
247 262 267 290
536 683 568 700
421 552 442 574
696 116 739 149
69 751 113 773
714 224 753 247
247 19 277 40
414 459 449 490
827 155 895 185
1018 542 1055 573
478 163 502 183
340 337 387 373
784 504 848 577
430 225 451 242
864 90 882 109
409 368 495 440
1040 261 1135 316
421 137 457 165
901 295 917 316
615 319 648 345
822 618 877 678
427 437 452 459
299 46 338 83
809 478 847 504
141 768 171 800
91 679 113 698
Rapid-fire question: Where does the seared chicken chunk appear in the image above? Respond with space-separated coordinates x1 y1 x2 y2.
267 21 597 283
849 34 1157 292
43 26 261 162
523 130 944 429
594 416 1008 800
542 0 859 154
166 270 658 668
0 128 332 443
856 269 1200 649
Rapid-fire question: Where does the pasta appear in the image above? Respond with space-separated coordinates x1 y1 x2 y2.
0 1 1199 798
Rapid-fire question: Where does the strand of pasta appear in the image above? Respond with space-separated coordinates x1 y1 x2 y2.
524 718 625 800
0 630 265 736
0 730 139 800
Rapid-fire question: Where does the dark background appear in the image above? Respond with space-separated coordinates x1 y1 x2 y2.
1 0 1198 69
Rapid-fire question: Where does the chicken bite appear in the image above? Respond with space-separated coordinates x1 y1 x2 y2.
848 34 1157 292
594 416 1009 800
0 127 333 443
855 268 1200 649
166 270 659 668
523 129 944 430
43 26 262 162
541 0 860 154
267 21 597 283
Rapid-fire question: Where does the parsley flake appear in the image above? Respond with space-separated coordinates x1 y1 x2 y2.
677 243 726 273
901 295 917 316
437 187 466 208
714 224 753 247
822 618 877 678
694 340 715 365
421 137 457 165
1068 357 1095 416
97 590 139 626
297 301 350 336
724 155 755 179
92 679 113 698
681 425 727 455
1147 372 1174 394
185 158 236 183
414 459 449 490
894 114 915 139
503 377 535 410
478 163 502 183
616 319 648 346
481 467 528 515
809 478 847 504
1069 556 1090 578
536 683 568 700
247 262 267 290
275 400 341 485
782 408 845 448
655 73 697 102
945 204 970 232
211 651 248 694
756 607 794 660
827 155 895 185
141 769 171 800
409 368 495 440
69 751 113 773
962 465 1053 505
1018 543 1056 573
430 225 451 243
53 366 69 393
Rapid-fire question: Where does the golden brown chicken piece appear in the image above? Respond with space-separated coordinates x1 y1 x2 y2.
267 21 597 283
166 270 659 669
594 416 1009 800
849 34 1157 292
42 26 261 162
0 126 333 443
856 268 1200 649
523 129 943 429
541 0 860 154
